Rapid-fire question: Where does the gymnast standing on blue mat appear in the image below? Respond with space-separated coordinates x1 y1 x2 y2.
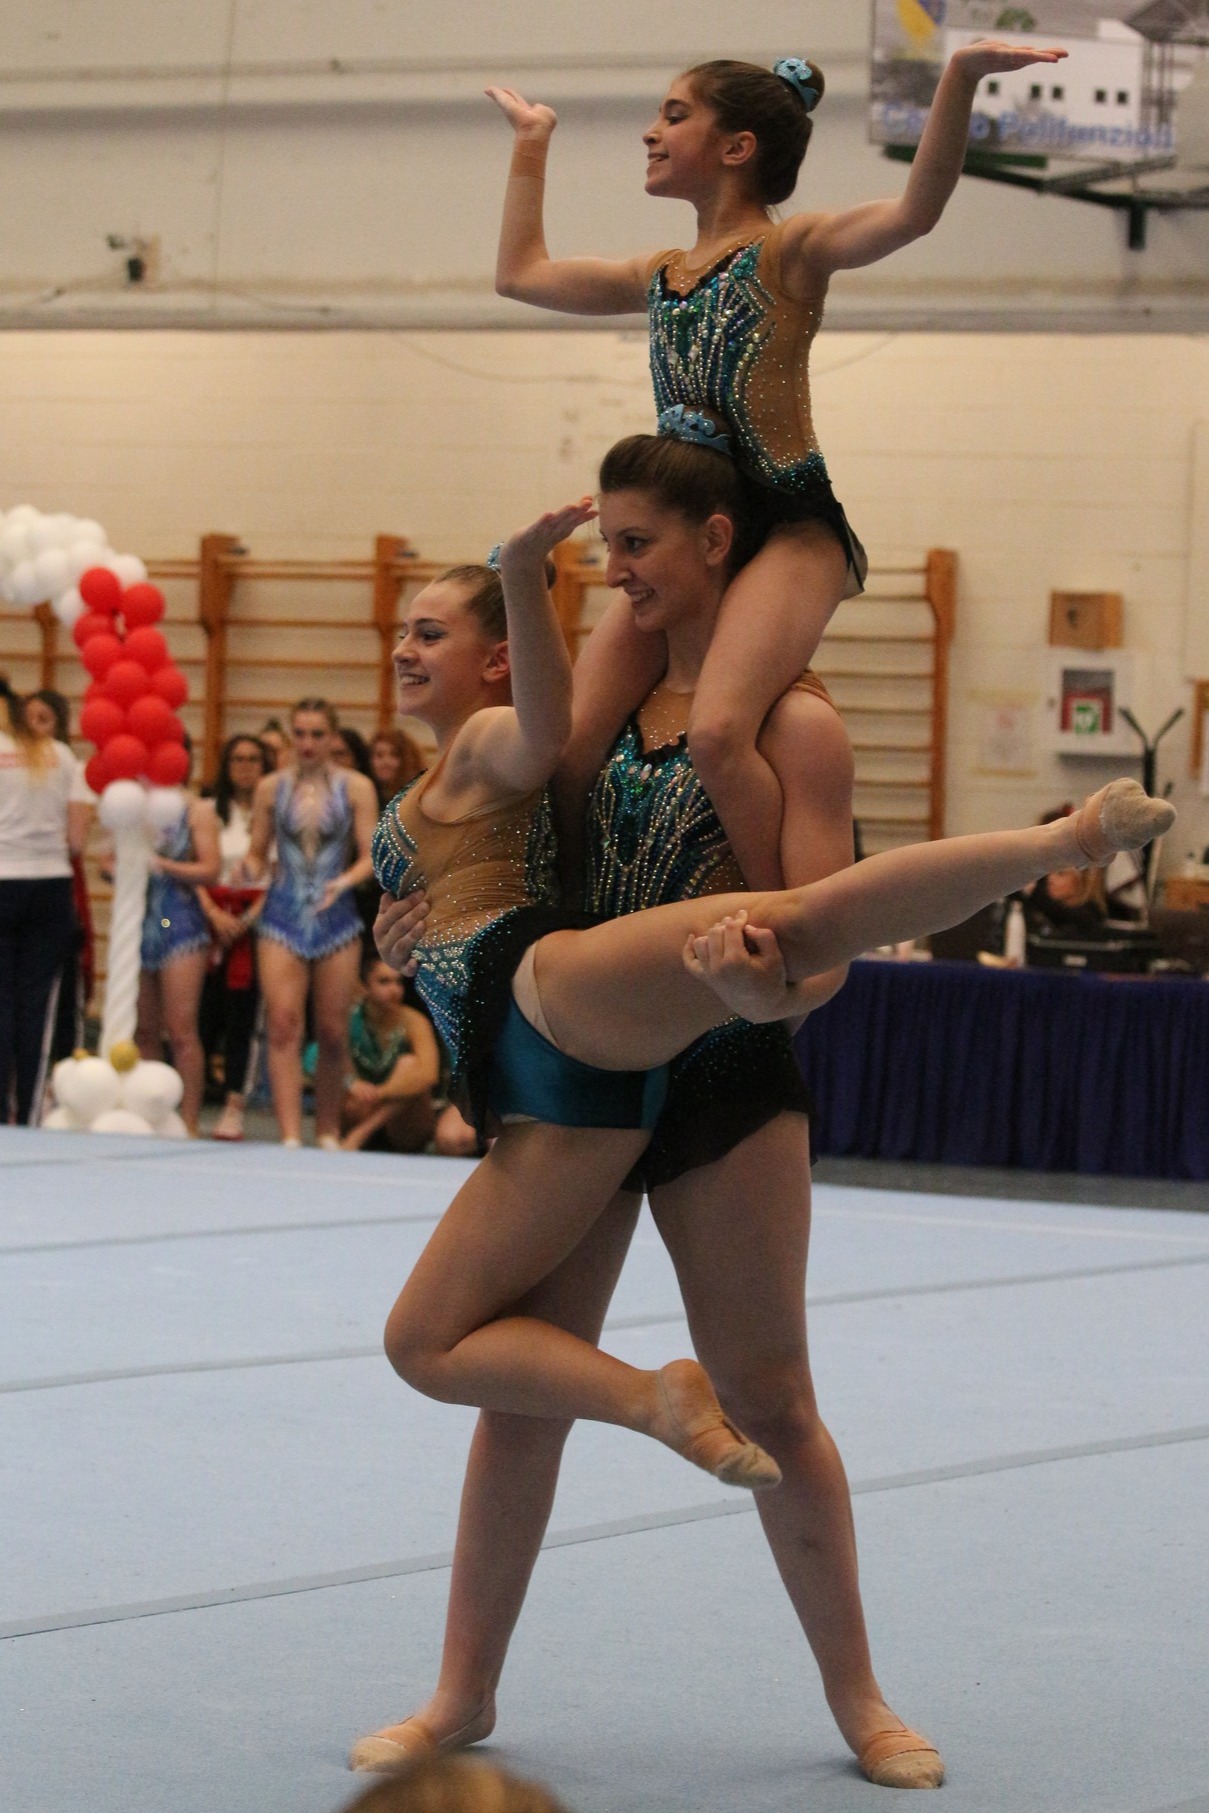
350 430 1172 1784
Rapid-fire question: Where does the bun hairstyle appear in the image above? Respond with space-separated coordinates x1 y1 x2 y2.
683 57 824 206
598 433 759 571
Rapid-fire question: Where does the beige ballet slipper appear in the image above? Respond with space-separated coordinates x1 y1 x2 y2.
348 1705 494 1775
1072 778 1174 867
858 1727 945 1789
652 1358 781 1490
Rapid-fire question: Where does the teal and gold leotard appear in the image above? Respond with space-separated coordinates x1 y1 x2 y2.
587 675 837 1188
647 224 867 593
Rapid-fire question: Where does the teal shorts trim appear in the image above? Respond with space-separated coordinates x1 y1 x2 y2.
487 996 669 1132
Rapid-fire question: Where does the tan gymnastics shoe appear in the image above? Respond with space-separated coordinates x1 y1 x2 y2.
1073 778 1175 866
654 1359 782 1491
858 1728 945 1790
348 1706 494 1775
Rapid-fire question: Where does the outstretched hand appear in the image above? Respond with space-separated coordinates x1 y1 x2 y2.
682 910 791 1024
486 86 558 138
374 888 429 978
952 40 1068 80
497 499 597 578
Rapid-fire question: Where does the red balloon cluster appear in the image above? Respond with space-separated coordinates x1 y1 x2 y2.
73 568 190 793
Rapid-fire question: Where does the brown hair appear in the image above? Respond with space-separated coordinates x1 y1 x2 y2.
0 676 50 775
684 58 823 205
598 432 756 568
370 725 425 798
437 566 507 642
437 555 560 645
340 1755 569 1813
291 696 338 732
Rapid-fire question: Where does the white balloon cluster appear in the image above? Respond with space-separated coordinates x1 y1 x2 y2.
0 503 147 626
46 1053 187 1138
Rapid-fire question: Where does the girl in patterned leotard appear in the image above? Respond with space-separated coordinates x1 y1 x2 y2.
246 698 379 1147
487 37 1065 891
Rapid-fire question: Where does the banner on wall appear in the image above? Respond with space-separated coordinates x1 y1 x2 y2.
869 2 1177 160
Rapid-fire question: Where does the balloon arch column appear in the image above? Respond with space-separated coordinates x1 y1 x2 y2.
0 504 192 1136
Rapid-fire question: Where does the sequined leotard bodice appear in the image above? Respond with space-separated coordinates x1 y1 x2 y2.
647 222 830 496
372 764 557 1068
259 768 362 962
587 682 744 916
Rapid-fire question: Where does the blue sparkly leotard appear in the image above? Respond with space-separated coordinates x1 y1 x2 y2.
371 763 558 1074
259 769 362 962
587 673 837 1188
647 223 866 593
140 807 210 971
372 763 666 1133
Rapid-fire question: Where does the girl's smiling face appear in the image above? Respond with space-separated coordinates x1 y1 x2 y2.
391 581 508 729
597 489 732 635
642 78 755 201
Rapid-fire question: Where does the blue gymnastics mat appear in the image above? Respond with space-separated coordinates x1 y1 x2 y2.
1 1129 1206 1813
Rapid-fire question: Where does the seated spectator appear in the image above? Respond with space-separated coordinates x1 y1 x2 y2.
1025 805 1110 937
341 1755 569 1813
338 956 440 1152
369 727 425 809
432 1099 482 1158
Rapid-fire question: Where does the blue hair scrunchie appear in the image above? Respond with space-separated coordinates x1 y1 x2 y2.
485 543 503 571
773 57 820 113
656 405 733 458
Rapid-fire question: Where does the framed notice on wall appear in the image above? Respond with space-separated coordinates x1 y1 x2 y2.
869 3 1177 162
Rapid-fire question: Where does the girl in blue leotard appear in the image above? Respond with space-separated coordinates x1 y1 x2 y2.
246 697 379 1147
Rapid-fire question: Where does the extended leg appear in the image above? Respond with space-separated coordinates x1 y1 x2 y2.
532 783 1173 1072
688 520 850 891
351 1190 642 1773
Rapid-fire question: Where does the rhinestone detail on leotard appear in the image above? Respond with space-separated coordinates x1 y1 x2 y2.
648 231 831 496
371 774 557 1068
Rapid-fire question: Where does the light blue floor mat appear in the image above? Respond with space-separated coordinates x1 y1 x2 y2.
2 1131 1206 1813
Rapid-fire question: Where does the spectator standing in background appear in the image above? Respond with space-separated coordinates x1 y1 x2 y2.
23 687 95 1059
332 723 373 777
0 677 92 1122
247 697 378 1148
257 719 289 771
136 743 221 1135
369 727 425 810
199 734 270 1141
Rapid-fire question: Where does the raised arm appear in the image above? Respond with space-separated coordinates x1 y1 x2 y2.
488 88 652 314
470 499 596 794
784 41 1067 281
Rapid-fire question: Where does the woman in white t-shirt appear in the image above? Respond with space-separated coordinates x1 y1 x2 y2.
0 678 93 1123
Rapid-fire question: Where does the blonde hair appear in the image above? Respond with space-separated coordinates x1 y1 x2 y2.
341 1756 570 1813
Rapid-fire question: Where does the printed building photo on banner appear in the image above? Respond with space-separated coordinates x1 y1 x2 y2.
869 2 1197 159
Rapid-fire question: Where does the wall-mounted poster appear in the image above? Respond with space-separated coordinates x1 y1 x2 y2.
870 3 1178 161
